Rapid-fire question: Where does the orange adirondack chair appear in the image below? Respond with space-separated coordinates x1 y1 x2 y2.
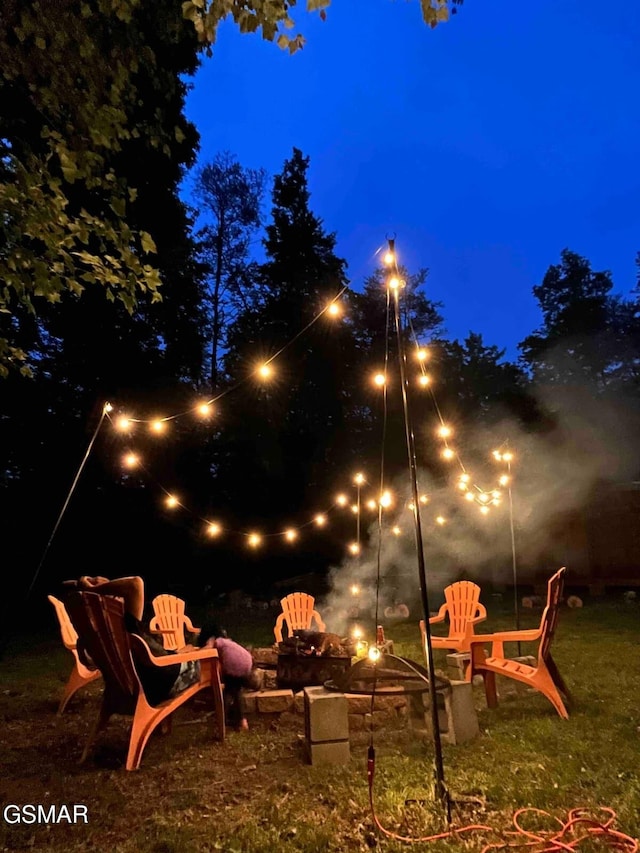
150 594 201 651
419 580 487 654
66 591 225 770
274 593 325 643
468 567 572 719
48 595 101 715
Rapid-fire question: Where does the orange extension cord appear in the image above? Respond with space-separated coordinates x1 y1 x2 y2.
367 746 638 851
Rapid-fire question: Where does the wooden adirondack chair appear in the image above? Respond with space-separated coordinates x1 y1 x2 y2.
419 580 487 654
48 595 101 715
66 591 225 770
467 567 572 719
150 594 201 651
274 593 325 643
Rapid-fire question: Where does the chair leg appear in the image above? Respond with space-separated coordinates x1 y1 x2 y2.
482 671 498 709
58 668 100 715
546 654 573 707
80 704 111 764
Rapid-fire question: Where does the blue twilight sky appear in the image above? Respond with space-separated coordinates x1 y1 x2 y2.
182 0 640 359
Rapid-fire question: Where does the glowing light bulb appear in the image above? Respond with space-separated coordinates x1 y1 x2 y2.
480 505 490 515
206 522 221 537
388 276 400 290
460 473 470 483
502 451 514 462
103 402 113 413
336 494 348 507
352 626 363 639
436 515 446 525
465 491 475 502
407 502 415 511
458 481 468 491
116 416 132 432
438 425 452 438
197 403 212 417
366 499 377 511
419 494 429 505
353 472 366 486
368 647 381 663
257 363 273 380
491 499 501 506
349 542 360 555
123 452 139 468
379 490 392 508
248 533 261 548
165 494 179 509
383 250 395 266
492 450 502 461
416 348 428 362
499 475 510 486
479 493 489 503
373 373 386 387
350 504 359 514
492 490 501 499
314 513 327 526
392 526 402 536
150 419 166 434
350 584 360 596
418 374 431 387
326 301 341 317
284 528 298 542
441 447 455 460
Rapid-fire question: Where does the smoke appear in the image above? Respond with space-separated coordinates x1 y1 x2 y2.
320 358 640 635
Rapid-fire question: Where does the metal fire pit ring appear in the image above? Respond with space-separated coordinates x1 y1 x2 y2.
324 653 450 695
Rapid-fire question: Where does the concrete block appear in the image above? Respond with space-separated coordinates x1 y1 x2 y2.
412 682 479 745
444 680 480 744
304 686 349 742
256 689 294 713
446 652 470 681
307 740 350 766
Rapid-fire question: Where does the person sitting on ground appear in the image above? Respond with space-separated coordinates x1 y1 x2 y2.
62 575 200 705
198 623 261 731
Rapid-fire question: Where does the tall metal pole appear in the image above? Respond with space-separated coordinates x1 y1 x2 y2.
506 455 521 655
25 401 111 600
388 256 450 819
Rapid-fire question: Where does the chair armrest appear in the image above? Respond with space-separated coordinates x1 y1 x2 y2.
183 615 201 634
468 627 542 659
428 603 448 625
274 613 286 643
132 635 219 667
311 610 325 633
474 603 488 621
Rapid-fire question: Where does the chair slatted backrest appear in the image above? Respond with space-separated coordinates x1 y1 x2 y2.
282 592 315 633
66 592 139 705
48 595 79 651
151 594 187 650
444 581 483 636
539 567 566 664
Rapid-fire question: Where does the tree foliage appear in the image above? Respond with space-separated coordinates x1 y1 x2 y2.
519 249 639 392
183 0 463 54
193 152 267 388
218 149 357 515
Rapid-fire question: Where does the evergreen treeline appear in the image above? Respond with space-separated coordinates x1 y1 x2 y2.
2 141 640 605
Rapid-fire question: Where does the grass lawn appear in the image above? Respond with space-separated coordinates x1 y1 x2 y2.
0 598 639 852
